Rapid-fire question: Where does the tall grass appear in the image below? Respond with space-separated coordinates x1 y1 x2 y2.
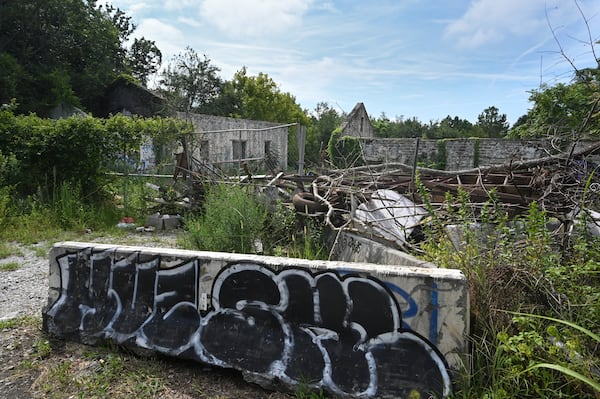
0 181 122 243
180 184 329 259
419 184 600 398
181 184 268 253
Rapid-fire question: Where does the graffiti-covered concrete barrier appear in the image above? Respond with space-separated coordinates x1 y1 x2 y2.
43 242 468 399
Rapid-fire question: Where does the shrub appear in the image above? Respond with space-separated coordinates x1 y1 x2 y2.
182 184 267 254
419 183 599 398
327 128 364 169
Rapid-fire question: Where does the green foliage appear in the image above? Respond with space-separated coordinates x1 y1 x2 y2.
228 67 309 125
158 47 223 113
181 184 268 254
476 106 509 138
371 113 491 139
0 316 37 330
326 128 364 169
0 109 190 200
271 215 328 260
0 262 20 272
127 38 162 86
511 78 600 138
372 113 426 138
0 0 160 115
419 185 599 398
305 102 345 166
0 242 16 259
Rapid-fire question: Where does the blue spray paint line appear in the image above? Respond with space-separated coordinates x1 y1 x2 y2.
384 282 418 330
429 281 439 343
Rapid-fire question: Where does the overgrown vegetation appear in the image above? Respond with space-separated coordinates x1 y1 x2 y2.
418 181 599 399
180 182 328 259
327 128 365 169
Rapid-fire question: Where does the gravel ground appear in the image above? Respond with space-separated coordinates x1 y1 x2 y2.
0 233 180 322
0 243 48 321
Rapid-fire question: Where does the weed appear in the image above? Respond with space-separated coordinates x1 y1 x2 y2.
0 242 18 258
418 183 600 398
32 245 49 258
295 384 329 399
0 315 38 330
32 338 52 359
181 183 268 254
0 261 20 271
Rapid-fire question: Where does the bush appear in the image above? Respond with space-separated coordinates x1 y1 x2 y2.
419 184 599 398
327 128 364 169
182 184 267 254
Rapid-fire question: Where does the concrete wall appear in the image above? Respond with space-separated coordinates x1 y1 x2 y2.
361 138 600 170
179 112 289 169
44 242 468 399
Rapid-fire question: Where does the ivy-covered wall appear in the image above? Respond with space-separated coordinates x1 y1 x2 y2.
359 138 600 170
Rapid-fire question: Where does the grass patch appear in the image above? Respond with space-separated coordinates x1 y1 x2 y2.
0 261 20 271
0 242 22 258
0 315 39 330
33 347 174 399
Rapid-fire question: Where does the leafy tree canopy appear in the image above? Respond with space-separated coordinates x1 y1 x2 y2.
157 47 222 114
371 110 507 139
305 102 345 165
476 106 509 138
510 67 600 138
227 67 308 125
0 0 161 115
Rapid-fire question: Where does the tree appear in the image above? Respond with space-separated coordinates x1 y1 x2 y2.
510 77 599 138
127 38 162 86
0 0 161 115
228 67 307 124
371 114 426 138
158 47 223 113
305 102 345 164
476 106 509 138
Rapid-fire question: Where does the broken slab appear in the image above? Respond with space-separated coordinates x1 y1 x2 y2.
331 231 437 268
43 242 468 399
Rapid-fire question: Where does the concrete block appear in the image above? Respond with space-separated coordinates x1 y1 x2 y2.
145 213 182 230
331 231 437 268
44 242 468 399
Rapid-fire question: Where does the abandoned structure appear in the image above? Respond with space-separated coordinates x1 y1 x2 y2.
340 102 375 138
178 112 290 172
101 76 168 118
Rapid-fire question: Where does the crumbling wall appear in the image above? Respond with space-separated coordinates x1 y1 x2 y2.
179 112 289 169
361 138 599 170
43 242 468 399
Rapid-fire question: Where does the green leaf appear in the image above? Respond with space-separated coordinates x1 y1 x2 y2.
505 311 600 343
525 363 600 392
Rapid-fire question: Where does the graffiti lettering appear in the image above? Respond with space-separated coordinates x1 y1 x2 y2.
44 248 451 398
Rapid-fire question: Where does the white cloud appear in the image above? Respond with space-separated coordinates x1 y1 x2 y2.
136 18 185 57
199 0 314 37
177 17 203 28
444 0 571 48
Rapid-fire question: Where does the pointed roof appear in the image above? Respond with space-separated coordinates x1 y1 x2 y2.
340 102 374 138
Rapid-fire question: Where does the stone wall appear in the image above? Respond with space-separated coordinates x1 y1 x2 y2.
360 138 600 170
43 242 468 399
178 112 289 169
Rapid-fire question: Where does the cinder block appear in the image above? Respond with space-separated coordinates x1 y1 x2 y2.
144 214 181 230
44 242 468 399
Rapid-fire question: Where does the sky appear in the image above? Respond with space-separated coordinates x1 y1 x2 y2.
106 0 600 125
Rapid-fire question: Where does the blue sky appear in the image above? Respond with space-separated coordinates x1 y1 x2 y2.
107 0 600 125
